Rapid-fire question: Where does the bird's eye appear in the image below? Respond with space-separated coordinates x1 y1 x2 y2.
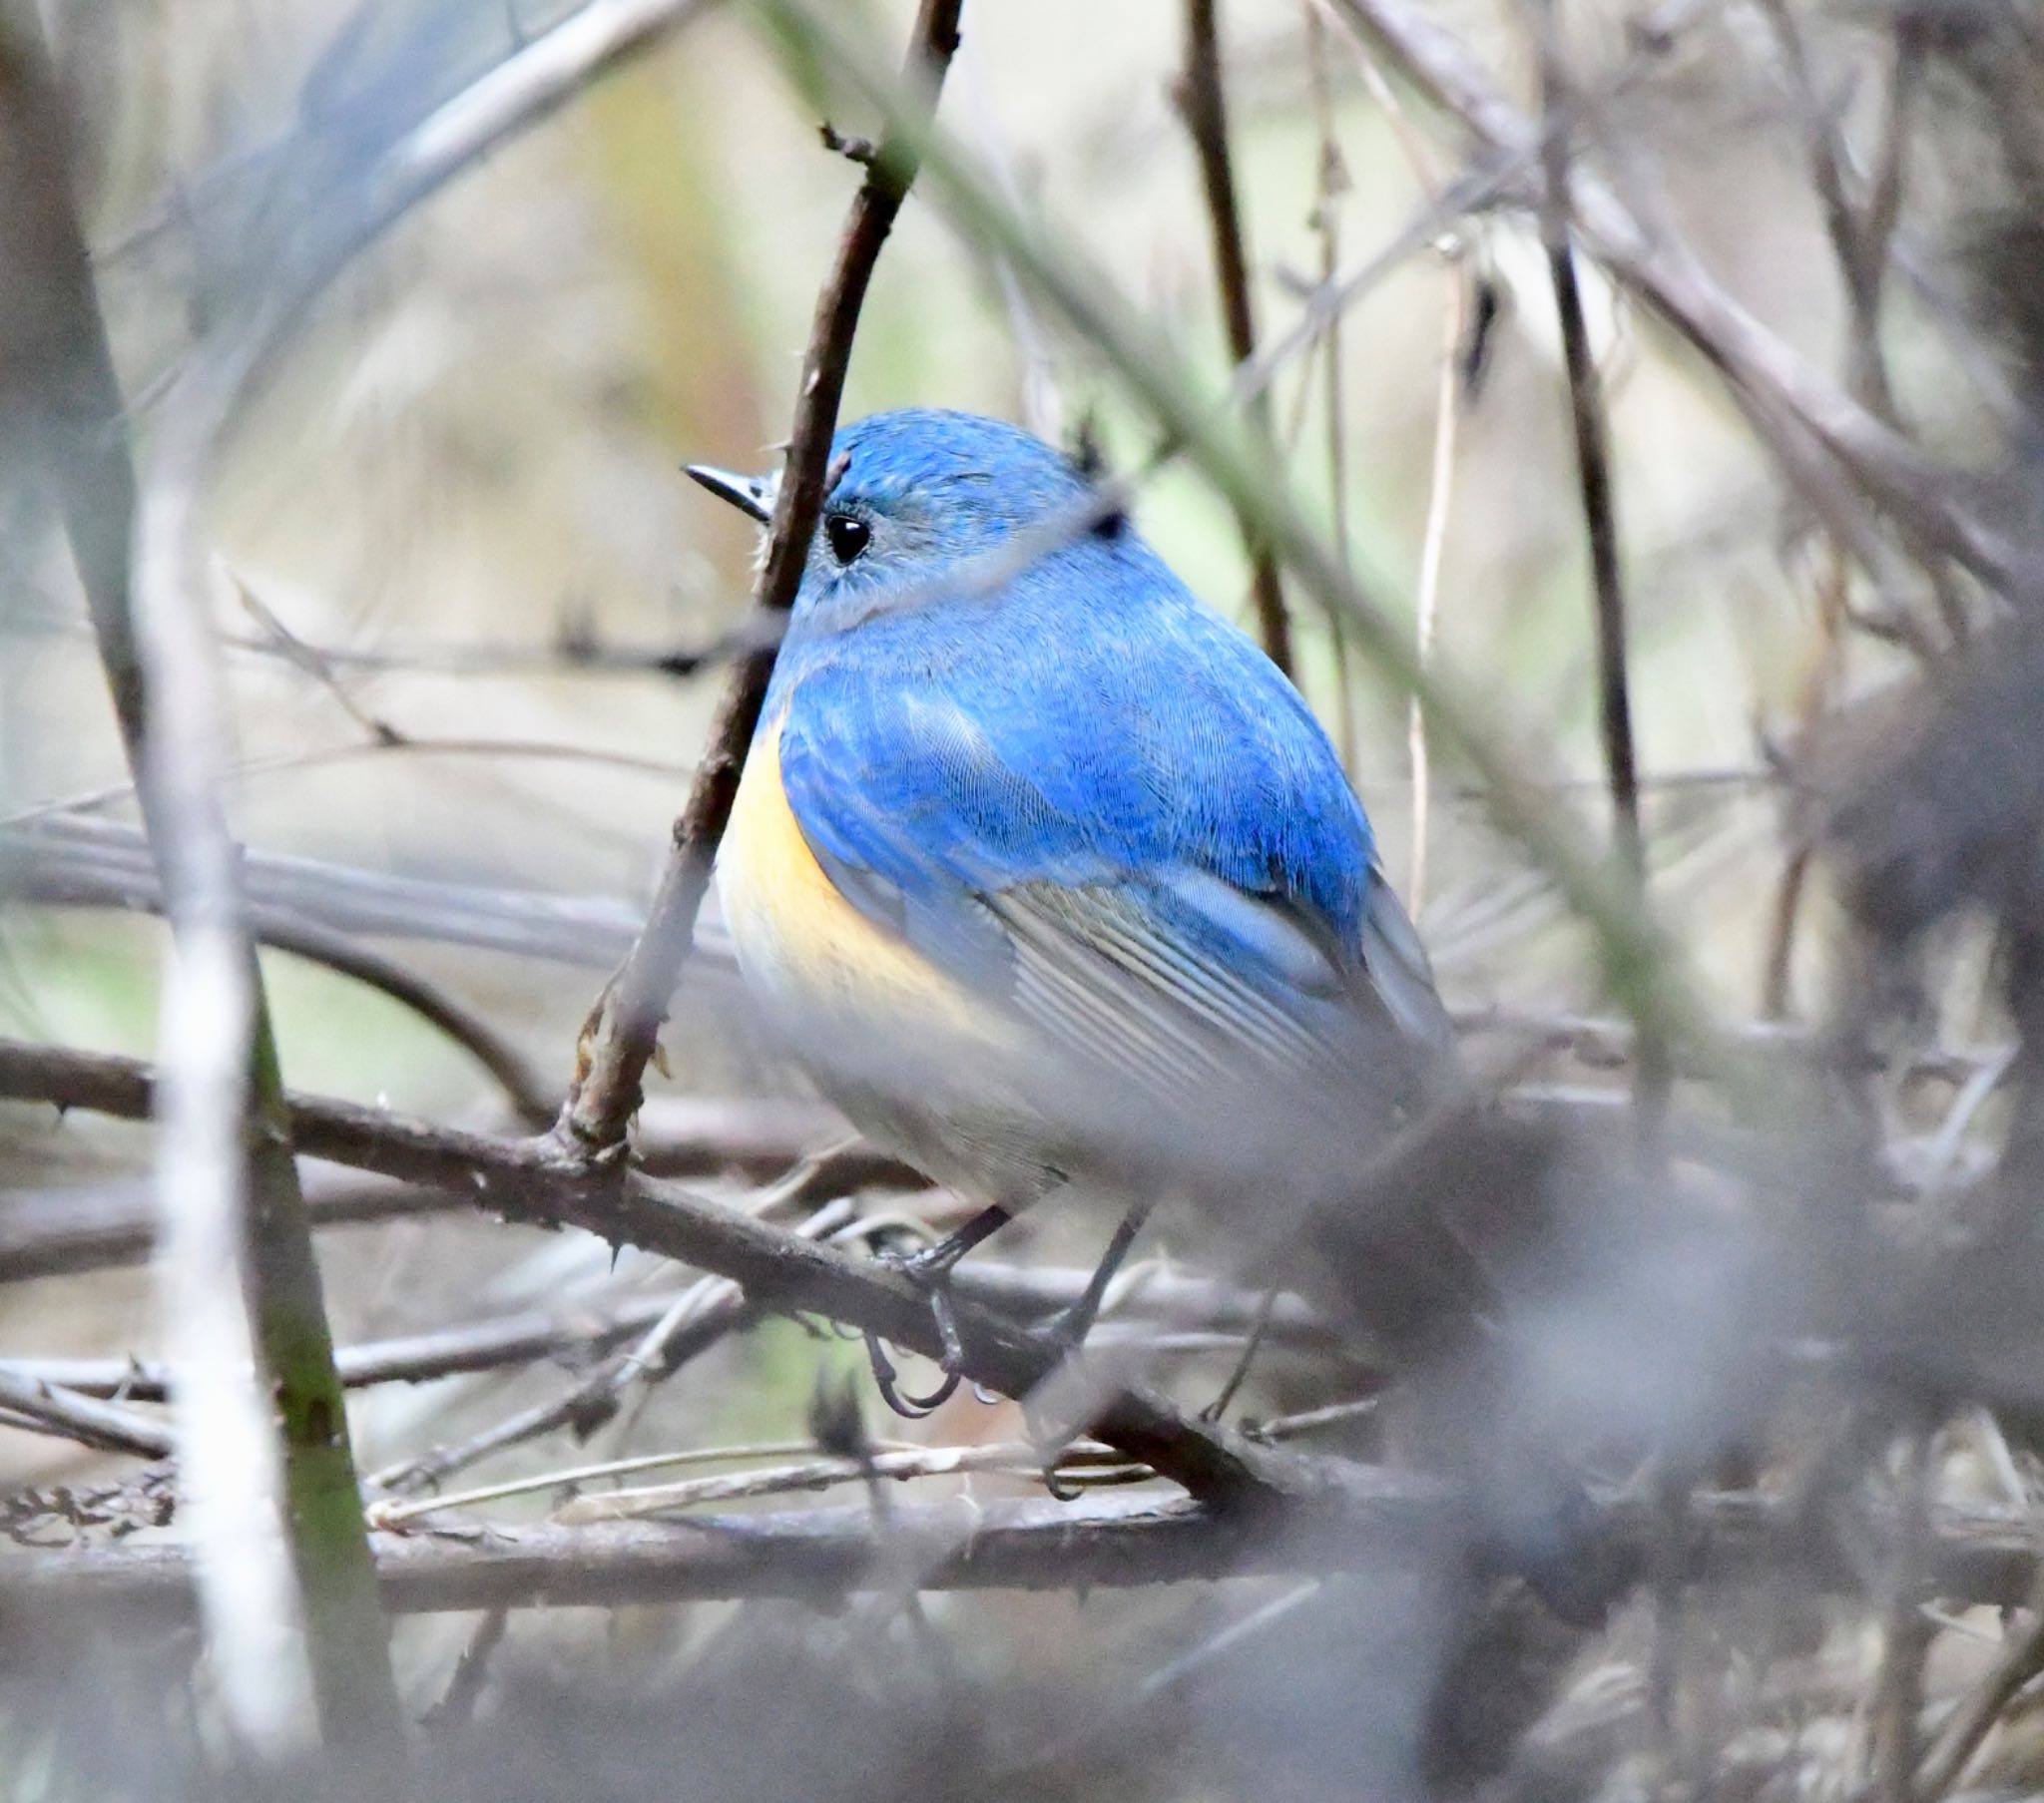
823 513 870 565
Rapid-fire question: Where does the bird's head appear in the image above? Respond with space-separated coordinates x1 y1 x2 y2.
687 408 1113 633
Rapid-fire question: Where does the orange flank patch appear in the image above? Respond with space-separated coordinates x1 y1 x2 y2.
719 717 990 1037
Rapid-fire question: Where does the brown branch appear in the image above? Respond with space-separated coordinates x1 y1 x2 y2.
1176 0 1293 674
244 914 555 1127
1530 4 1667 1139
0 1101 905 1284
6 1480 2044 1620
558 0 968 1154
0 1036 1306 1510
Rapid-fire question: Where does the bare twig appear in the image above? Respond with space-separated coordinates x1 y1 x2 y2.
2 732 693 832
369 1199 856 1497
10 1234 1310 1412
1871 1420 1936 1802
545 1440 1143 1524
422 1608 508 1728
7 813 651 969
558 0 967 1155
1533 9 1642 888
1409 263 1468 918
0 1172 462 1283
1530 3 1667 1142
1321 0 2009 586
1177 0 1293 674
235 913 555 1127
9 1481 2044 1619
0 1100 903 1285
0 1036 1312 1510
1918 1562 2044 1797
0 1368 173 1460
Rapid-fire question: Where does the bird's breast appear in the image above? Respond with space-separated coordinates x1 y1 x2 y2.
718 715 990 1043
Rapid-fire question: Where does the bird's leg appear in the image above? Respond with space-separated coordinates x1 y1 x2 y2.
865 1203 1014 1418
1034 1200 1153 1358
895 1202 1015 1286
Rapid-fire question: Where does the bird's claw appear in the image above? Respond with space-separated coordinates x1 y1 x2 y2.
863 1240 970 1420
862 1330 960 1418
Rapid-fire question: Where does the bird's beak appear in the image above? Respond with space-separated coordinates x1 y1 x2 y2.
685 464 773 524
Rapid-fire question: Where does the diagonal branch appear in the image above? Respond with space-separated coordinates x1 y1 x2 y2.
0 1036 1305 1510
558 0 968 1154
1321 0 2008 586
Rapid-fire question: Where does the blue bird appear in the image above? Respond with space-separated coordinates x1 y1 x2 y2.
691 409 1454 1408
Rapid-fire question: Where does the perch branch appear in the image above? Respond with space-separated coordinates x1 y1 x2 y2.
0 1036 1310 1510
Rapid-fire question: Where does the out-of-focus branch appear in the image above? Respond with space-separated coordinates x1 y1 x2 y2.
0 5 391 1747
245 915 554 1126
7 1480 2044 1618
0 1265 1321 1401
557 0 967 1155
1320 0 2009 587
5 814 652 969
1177 0 1293 674
0 1368 174 1460
1533 9 1641 886
0 1102 911 1284
0 1174 460 1283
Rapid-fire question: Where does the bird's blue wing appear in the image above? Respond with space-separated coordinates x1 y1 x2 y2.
773 580 1449 1103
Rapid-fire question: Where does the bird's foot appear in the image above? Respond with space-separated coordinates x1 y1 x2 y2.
863 1239 970 1419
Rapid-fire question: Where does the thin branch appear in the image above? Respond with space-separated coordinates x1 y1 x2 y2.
1917 1560 2044 1797
245 915 555 1127
0 1036 1315 1511
1534 9 1643 888
1408 261 1468 918
1871 1419 1936 1802
7 1481 2044 1619
541 1440 1142 1524
557 0 968 1155
10 1240 1315 1408
0 1100 905 1285
0 1368 174 1460
0 1173 461 1283
1531 4 1667 1145
1321 0 2009 587
365 1197 859 1498
1178 0 1293 674
2 732 693 832
7 814 649 970
0 4 387 1745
